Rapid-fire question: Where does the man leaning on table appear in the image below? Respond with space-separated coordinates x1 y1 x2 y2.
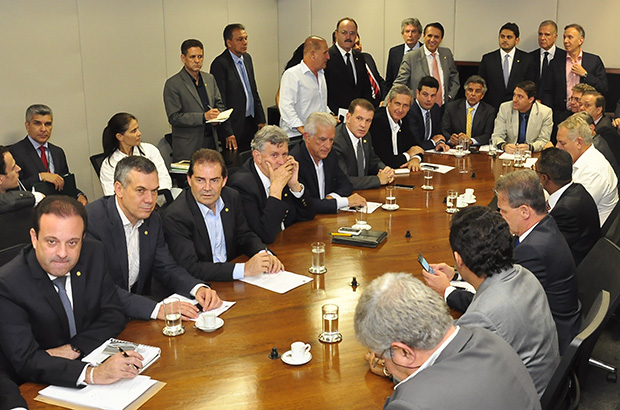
333 98 395 190
86 156 222 321
290 112 366 214
354 273 541 410
0 196 142 388
491 80 552 153
163 148 283 281
227 126 315 244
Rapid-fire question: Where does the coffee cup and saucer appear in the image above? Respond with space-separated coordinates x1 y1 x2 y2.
195 312 224 332
463 188 476 204
381 203 399 211
281 341 312 365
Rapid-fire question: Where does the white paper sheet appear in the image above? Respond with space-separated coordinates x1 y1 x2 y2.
420 162 454 174
339 201 382 213
167 294 236 318
38 375 158 410
206 108 233 123
239 270 313 294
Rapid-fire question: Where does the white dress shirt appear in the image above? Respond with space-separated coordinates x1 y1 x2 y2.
423 46 445 104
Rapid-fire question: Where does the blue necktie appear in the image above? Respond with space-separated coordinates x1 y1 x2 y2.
518 113 527 144
237 60 254 117
53 276 77 338
503 54 510 88
425 111 431 140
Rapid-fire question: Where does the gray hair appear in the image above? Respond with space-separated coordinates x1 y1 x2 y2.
573 111 594 127
464 75 488 95
114 155 157 187
539 20 558 35
386 84 413 102
354 273 452 354
251 125 289 152
25 104 53 122
559 114 593 145
304 112 337 137
401 18 422 34
495 169 546 215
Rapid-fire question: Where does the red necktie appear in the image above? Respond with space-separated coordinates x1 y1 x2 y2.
367 65 380 100
39 146 49 171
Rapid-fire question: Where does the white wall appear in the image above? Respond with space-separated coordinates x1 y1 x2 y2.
0 1 617 200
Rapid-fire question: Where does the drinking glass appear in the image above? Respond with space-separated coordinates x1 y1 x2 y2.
446 189 458 214
421 169 434 190
309 242 326 274
163 297 185 336
319 304 342 343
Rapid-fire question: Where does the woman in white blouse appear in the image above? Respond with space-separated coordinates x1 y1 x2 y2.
100 113 172 196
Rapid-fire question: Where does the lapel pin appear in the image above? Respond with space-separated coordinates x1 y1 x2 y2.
363 139 367 143
225 208 229 212
76 271 82 277
144 231 148 235
517 60 520 63
284 193 288 197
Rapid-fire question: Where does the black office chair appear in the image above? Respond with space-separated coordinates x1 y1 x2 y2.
576 237 620 382
89 153 106 178
601 200 620 246
0 206 33 250
0 243 27 267
540 290 610 410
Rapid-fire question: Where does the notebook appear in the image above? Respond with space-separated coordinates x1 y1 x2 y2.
82 338 161 373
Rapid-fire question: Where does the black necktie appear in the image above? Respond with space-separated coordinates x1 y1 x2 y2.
345 52 355 84
53 276 77 338
541 51 549 79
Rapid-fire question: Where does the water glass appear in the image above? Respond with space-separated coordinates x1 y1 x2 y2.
446 189 458 214
309 242 327 274
319 304 342 343
162 297 185 336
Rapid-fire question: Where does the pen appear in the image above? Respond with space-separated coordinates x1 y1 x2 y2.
329 232 352 236
422 164 438 170
117 346 140 370
394 184 415 190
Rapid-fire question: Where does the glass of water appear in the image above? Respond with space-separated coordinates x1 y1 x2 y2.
309 242 327 274
162 297 185 336
421 169 434 190
446 189 458 214
319 304 342 343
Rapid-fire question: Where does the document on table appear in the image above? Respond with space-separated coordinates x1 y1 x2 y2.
82 338 160 372
479 145 503 153
240 270 313 294
37 375 162 410
168 293 236 318
206 108 233 123
498 153 538 168
340 201 382 213
394 168 410 175
420 162 454 174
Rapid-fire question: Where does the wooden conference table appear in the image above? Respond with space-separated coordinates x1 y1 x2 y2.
21 151 512 410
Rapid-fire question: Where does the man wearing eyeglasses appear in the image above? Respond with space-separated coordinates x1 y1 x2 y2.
354 272 541 410
324 18 372 116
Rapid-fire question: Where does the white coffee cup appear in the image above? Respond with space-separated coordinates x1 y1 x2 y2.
198 312 216 328
291 341 311 361
464 188 474 200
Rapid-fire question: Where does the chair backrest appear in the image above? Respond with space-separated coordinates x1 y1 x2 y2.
157 134 173 171
90 153 106 178
0 206 33 249
0 243 27 267
540 290 610 410
601 198 620 245
576 237 620 317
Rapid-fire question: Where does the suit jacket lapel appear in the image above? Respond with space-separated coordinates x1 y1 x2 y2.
70 260 86 332
418 51 430 76
137 219 151 293
526 103 540 137
224 51 244 89
185 189 214 260
219 189 235 259
107 197 129 289
23 138 47 174
180 69 204 108
248 161 267 210
300 142 320 196
511 107 520 139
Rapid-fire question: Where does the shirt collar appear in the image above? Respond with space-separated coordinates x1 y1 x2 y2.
387 109 401 131
416 99 429 116
423 45 439 56
228 50 244 65
253 161 271 197
519 219 541 243
115 196 144 229
393 326 461 390
27 135 48 150
465 101 479 111
345 124 363 148
542 45 556 58
196 195 225 219
500 47 516 59
336 43 353 58
567 49 583 63
548 182 573 210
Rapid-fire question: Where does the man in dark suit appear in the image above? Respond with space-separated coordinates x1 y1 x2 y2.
354 273 540 409
227 126 315 244
0 365 27 409
0 146 44 214
164 39 236 159
290 112 366 214
542 24 608 130
581 91 620 164
163 149 283 281
86 156 221 321
10 104 87 204
441 75 496 146
354 34 385 107
324 17 372 115
370 84 424 170
0 196 138 387
210 24 265 152
384 18 423 94
333 98 395 190
529 20 563 97
536 148 601 266
496 170 581 353
478 23 537 111
408 76 448 151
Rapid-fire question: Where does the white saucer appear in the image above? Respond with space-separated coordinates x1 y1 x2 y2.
195 317 224 332
464 195 476 204
281 350 312 366
381 204 399 211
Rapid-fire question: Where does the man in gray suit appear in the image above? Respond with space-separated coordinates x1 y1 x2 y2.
392 22 459 107
332 98 395 190
491 80 552 153
164 39 236 161
354 273 541 410
422 206 559 397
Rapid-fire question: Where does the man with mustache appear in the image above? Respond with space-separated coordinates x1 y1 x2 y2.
86 156 222 320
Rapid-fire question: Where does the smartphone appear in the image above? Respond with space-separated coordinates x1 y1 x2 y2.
417 253 434 274
338 227 362 236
